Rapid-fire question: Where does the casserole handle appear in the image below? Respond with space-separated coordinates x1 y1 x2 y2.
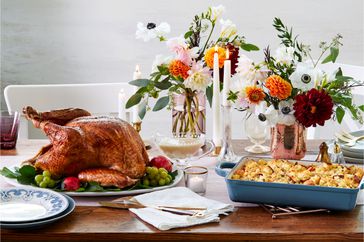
215 162 236 177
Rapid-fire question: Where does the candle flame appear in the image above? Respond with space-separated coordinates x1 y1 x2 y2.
135 65 140 72
214 45 218 52
226 48 229 59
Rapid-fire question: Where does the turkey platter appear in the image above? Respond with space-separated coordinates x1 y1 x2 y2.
22 106 149 189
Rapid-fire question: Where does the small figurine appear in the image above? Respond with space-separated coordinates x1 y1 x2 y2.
330 141 346 164
315 142 331 164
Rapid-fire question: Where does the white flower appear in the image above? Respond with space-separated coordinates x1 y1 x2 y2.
277 100 296 125
184 62 211 91
289 62 323 91
210 5 225 21
166 36 199 65
219 19 237 39
136 22 170 42
151 54 172 72
274 46 295 65
236 55 267 84
263 105 279 126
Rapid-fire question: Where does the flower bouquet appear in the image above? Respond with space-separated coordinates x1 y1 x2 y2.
229 18 364 159
127 5 259 137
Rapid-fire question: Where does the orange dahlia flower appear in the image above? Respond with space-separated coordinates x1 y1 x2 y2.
169 60 190 79
265 75 292 100
204 47 226 69
245 86 266 104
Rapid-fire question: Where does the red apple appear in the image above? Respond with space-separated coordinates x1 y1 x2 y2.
62 177 80 191
150 156 172 172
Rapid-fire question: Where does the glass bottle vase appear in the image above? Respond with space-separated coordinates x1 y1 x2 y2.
270 122 307 160
171 91 206 138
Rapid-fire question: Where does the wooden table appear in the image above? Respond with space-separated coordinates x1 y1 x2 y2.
1 139 363 242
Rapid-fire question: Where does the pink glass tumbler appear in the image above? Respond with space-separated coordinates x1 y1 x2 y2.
1 111 20 149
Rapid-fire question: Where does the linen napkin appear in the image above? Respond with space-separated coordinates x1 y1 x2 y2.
129 187 234 230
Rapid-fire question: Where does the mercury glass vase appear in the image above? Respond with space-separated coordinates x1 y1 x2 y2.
171 91 206 138
270 122 307 160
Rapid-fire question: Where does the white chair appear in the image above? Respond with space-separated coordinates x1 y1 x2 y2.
307 63 364 139
4 83 134 139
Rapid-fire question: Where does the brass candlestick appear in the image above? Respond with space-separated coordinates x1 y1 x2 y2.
132 122 142 133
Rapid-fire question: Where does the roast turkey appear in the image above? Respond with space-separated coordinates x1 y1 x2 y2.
22 106 149 188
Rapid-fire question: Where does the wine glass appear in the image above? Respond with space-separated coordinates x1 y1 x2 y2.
154 134 214 169
244 113 270 153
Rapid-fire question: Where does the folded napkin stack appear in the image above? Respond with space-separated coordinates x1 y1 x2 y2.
129 187 234 230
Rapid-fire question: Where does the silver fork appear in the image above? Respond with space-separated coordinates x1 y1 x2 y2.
335 132 364 147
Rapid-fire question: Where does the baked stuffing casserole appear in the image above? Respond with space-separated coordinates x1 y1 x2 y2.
231 159 364 189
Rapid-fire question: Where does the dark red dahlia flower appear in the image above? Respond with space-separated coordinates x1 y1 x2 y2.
293 89 334 128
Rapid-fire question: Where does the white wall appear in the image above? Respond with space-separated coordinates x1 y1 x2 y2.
1 0 363 139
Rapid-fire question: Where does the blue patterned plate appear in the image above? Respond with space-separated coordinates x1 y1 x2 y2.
0 188 69 223
0 194 75 229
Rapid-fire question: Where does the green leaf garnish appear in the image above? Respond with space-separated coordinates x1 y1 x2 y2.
0 167 20 178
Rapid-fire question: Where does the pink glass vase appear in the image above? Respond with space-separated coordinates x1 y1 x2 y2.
270 122 307 160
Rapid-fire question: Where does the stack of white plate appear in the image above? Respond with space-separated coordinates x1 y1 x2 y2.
339 131 364 164
0 187 75 229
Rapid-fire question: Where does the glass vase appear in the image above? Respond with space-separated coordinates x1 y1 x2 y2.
270 122 307 160
172 91 206 138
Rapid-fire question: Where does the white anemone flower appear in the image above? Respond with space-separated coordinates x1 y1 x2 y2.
289 62 323 91
136 22 171 42
274 46 295 65
262 105 279 126
220 19 237 39
184 62 211 91
210 5 225 21
277 99 296 126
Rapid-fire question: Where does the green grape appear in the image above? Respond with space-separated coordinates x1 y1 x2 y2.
43 177 51 183
143 178 150 186
48 180 56 188
43 170 51 177
148 172 155 179
158 178 166 186
35 175 44 184
150 167 158 175
165 177 171 184
39 181 47 188
158 168 168 174
154 174 160 181
167 175 172 181
160 172 168 179
146 167 153 174
150 179 157 187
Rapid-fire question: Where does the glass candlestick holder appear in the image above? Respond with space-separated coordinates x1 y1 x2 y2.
218 105 237 162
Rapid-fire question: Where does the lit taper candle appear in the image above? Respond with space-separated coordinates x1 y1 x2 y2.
212 46 222 153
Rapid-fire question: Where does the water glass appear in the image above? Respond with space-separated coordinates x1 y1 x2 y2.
1 111 20 149
244 113 270 153
184 166 208 195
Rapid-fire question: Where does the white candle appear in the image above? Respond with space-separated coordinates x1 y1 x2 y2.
212 46 222 147
222 48 231 107
132 65 142 123
118 89 126 120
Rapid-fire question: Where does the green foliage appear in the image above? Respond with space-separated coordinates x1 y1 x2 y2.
0 165 37 185
126 93 143 109
240 43 259 52
129 79 151 87
153 96 170 111
322 47 339 64
335 106 345 124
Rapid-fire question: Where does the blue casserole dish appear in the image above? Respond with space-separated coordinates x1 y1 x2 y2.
215 157 364 211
